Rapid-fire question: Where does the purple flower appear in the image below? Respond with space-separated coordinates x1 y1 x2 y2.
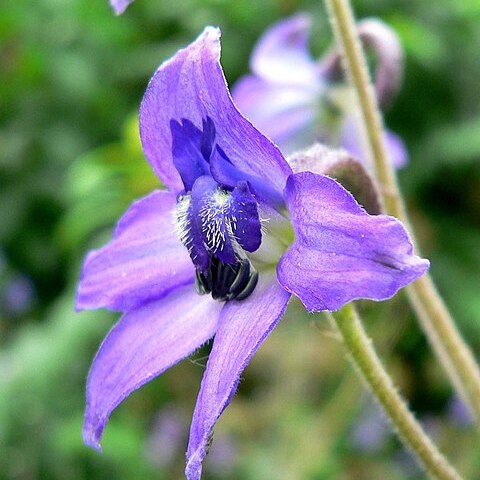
146 406 186 468
1 274 36 316
232 14 408 168
350 399 391 453
447 395 474 428
76 27 428 480
110 0 134 15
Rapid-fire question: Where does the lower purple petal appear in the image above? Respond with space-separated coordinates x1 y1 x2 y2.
277 172 429 311
76 190 194 312
185 274 290 480
83 284 222 450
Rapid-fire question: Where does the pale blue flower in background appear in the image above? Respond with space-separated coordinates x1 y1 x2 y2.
232 14 408 168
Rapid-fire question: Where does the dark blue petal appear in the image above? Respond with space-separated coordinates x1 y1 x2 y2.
190 176 237 267
185 176 262 271
230 182 262 252
200 117 216 160
210 146 285 207
171 119 211 191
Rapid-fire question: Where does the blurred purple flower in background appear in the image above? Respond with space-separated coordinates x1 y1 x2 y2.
0 256 36 317
146 405 238 475
110 0 134 15
447 395 474 428
2 275 35 315
76 28 428 479
232 14 408 168
350 399 391 453
146 406 186 468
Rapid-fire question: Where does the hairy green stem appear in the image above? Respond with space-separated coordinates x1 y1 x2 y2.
329 304 462 480
324 0 480 424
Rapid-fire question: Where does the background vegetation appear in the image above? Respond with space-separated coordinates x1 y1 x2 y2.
1 0 479 478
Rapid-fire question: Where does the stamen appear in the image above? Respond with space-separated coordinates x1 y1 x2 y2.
175 194 193 251
233 269 258 301
228 260 251 294
174 179 261 302
195 257 258 302
200 188 233 254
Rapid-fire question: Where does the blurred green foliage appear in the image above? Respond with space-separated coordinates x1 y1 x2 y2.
1 0 479 478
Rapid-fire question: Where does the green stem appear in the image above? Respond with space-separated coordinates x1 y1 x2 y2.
329 304 462 480
324 0 480 424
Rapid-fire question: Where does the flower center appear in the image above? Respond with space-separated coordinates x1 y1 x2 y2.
171 117 266 302
175 185 260 302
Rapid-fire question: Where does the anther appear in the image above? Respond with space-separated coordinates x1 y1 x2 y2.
231 268 258 301
195 257 258 302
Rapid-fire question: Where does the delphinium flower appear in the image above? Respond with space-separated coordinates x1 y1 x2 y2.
110 0 133 15
350 399 391 453
232 14 408 167
76 27 429 480
146 406 186 468
447 395 474 428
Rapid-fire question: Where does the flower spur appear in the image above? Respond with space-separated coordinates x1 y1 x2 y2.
76 27 428 480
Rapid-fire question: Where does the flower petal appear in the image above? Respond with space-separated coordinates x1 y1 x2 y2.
185 274 290 480
171 119 211 192
232 75 319 154
287 143 382 215
277 172 429 311
340 115 408 169
76 190 194 312
385 129 408 169
109 0 133 15
190 175 236 268
209 145 285 206
83 284 222 450
250 13 319 86
139 27 291 197
229 182 262 253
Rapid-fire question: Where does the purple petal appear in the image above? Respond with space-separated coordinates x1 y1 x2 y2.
339 115 368 164
190 175 236 267
340 115 408 169
171 119 211 192
277 172 429 311
83 284 222 450
109 0 134 15
232 75 319 154
76 190 194 312
185 274 290 480
229 182 262 253
250 13 318 86
210 145 285 206
139 27 291 197
385 129 409 169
